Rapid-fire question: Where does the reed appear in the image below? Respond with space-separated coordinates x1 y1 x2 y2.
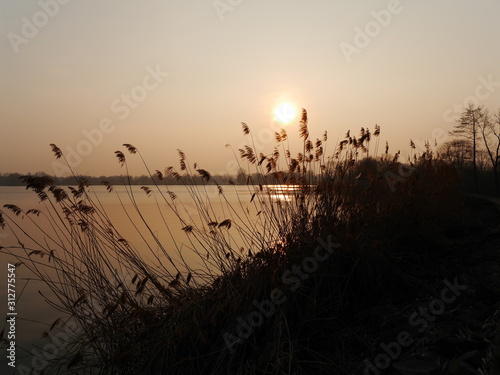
0 110 467 374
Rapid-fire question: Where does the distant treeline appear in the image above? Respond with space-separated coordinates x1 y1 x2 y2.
0 172 281 186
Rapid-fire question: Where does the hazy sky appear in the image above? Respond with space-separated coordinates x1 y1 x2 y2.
1 0 500 177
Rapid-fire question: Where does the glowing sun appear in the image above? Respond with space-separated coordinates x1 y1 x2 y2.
273 102 297 125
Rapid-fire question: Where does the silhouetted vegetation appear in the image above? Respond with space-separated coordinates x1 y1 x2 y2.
1 109 499 374
0 171 289 187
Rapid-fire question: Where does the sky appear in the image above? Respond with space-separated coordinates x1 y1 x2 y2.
1 0 500 178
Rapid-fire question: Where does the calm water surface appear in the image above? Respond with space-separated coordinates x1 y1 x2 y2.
0 185 268 371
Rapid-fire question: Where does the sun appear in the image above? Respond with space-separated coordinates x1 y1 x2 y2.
273 102 297 125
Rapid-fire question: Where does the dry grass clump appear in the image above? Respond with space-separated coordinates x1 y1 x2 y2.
0 110 467 374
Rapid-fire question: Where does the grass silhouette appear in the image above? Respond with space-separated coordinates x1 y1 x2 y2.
0 110 475 374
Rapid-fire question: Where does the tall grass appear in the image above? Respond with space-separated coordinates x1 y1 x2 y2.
0 110 466 374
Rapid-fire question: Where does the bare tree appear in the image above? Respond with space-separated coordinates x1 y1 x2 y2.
439 139 473 169
479 108 500 192
449 103 483 190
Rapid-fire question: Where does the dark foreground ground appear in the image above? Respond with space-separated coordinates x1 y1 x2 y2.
348 195 500 375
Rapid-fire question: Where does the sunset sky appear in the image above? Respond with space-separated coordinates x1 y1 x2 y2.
1 0 500 177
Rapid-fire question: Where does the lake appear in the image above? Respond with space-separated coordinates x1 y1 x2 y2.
0 184 283 373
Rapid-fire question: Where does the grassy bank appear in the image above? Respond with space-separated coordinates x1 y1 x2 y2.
1 110 498 374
